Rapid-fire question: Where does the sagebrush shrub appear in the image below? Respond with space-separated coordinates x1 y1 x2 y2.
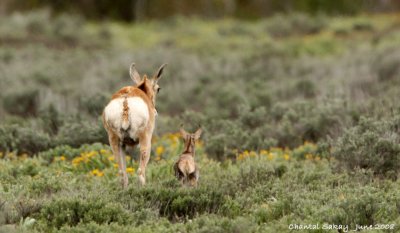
0 125 50 154
55 118 108 147
3 89 39 117
119 186 226 220
40 198 132 229
375 48 400 82
334 117 400 178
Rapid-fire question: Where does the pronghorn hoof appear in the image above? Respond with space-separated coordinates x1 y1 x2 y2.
138 175 146 186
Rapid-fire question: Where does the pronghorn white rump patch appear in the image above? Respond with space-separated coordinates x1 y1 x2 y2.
104 97 149 139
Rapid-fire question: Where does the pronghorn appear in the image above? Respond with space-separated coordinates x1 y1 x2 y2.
174 126 202 187
102 63 166 188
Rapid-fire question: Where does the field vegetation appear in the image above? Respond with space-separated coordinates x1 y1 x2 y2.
1 10 400 232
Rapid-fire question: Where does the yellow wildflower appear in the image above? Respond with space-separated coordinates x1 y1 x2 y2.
6 152 16 159
100 149 107 154
91 169 100 176
268 152 274 161
259 150 268 156
113 163 119 168
283 154 290 161
305 153 313 160
108 156 115 161
270 147 282 152
156 146 165 156
60 156 66 161
72 157 84 166
87 151 96 158
90 169 104 177
126 167 135 174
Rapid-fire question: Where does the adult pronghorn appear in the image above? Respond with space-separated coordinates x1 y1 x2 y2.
102 63 166 188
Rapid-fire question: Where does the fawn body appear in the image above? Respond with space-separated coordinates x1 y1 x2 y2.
174 127 202 187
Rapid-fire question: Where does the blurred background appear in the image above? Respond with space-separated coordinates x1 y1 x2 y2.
0 0 400 162
1 0 400 21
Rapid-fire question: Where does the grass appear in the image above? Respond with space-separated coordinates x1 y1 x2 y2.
1 138 399 232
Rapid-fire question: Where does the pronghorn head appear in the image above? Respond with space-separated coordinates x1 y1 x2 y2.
129 63 167 107
180 126 202 155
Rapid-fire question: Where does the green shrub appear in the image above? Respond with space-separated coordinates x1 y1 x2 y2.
319 186 398 230
0 125 50 154
78 94 108 117
267 102 348 147
28 174 63 196
40 198 132 229
294 79 316 98
334 117 400 178
186 215 256 233
352 21 374 31
119 186 226 220
375 48 400 82
10 158 42 177
265 13 326 38
38 105 62 135
39 143 109 162
55 118 108 147
3 90 39 117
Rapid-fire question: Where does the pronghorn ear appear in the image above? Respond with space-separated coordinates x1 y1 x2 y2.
180 125 189 139
137 75 148 93
130 63 141 85
194 127 202 140
154 63 167 81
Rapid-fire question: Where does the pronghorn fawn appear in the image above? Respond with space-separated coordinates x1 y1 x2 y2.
102 63 166 188
174 126 202 187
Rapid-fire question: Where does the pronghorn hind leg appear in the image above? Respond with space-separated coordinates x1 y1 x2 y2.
108 134 119 163
138 133 151 185
109 134 128 188
119 144 129 188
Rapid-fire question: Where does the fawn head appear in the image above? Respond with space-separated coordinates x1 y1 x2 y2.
180 126 202 155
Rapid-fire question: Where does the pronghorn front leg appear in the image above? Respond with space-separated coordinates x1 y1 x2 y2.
138 133 151 185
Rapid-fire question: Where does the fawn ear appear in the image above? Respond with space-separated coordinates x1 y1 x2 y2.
153 63 167 82
130 63 141 85
194 127 202 140
180 125 189 139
